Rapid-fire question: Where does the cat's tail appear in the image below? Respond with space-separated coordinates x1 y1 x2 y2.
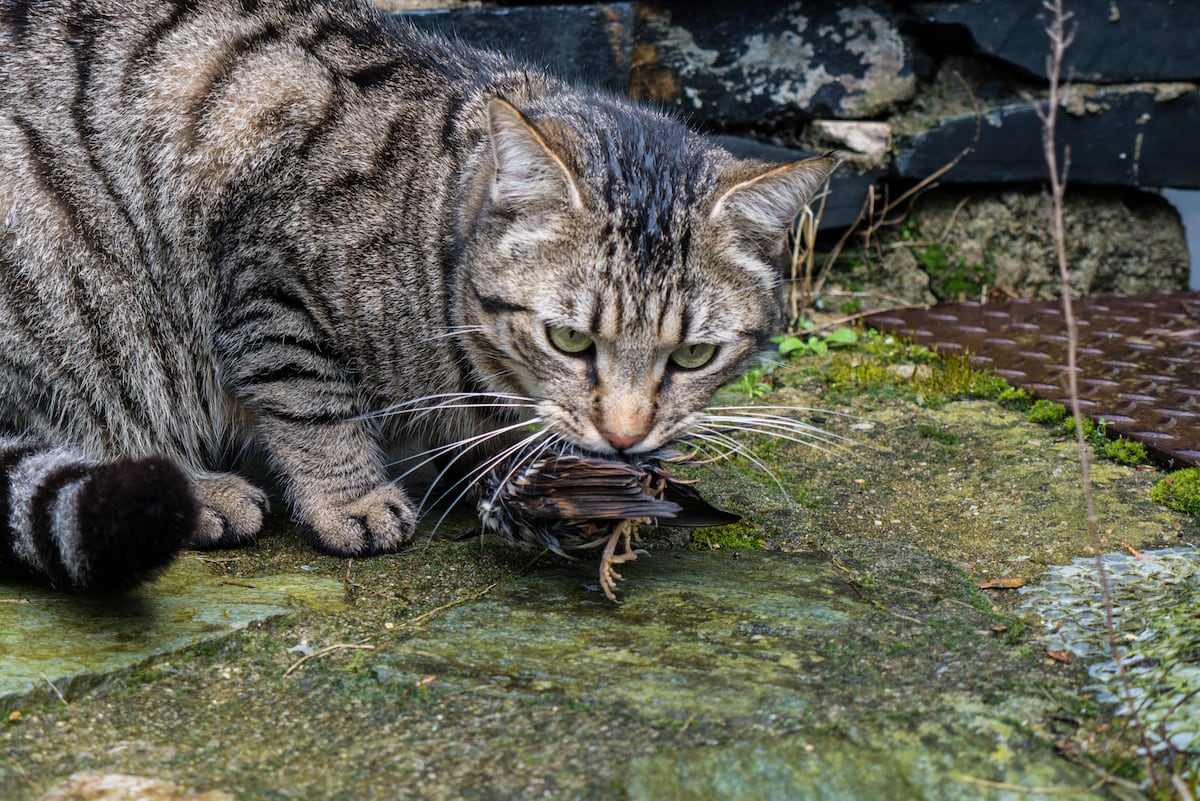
0 437 199 592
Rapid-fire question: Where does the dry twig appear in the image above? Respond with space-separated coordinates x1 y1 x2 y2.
1034 0 1159 786
802 72 982 313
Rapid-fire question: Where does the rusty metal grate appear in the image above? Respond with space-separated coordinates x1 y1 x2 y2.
865 292 1200 467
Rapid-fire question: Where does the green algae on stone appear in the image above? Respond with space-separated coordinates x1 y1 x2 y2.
373 550 857 723
627 726 1109 801
0 558 343 708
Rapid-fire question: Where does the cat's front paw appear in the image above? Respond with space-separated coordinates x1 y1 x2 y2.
192 473 269 548
299 485 416 556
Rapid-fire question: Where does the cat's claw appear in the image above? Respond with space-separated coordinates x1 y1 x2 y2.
191 474 269 548
301 485 416 556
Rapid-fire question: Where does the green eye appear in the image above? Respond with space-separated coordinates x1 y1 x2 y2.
670 343 717 369
547 325 594 354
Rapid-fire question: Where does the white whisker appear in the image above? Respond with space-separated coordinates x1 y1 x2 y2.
356 391 537 423
423 427 558 537
687 426 791 501
411 326 487 346
699 414 857 457
707 404 867 421
390 417 540 478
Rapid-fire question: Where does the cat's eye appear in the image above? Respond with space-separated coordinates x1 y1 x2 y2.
547 325 594 354
670 343 717 370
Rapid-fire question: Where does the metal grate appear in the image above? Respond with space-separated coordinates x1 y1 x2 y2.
865 292 1200 467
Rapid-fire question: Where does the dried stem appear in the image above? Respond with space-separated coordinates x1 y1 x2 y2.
805 72 981 309
1035 0 1159 785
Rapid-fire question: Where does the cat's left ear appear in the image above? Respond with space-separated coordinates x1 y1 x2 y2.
710 155 838 256
487 98 583 212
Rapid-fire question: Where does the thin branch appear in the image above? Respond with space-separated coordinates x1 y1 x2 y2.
808 72 982 307
1037 0 1158 785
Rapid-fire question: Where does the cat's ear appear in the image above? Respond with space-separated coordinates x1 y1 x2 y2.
709 155 838 256
487 98 582 212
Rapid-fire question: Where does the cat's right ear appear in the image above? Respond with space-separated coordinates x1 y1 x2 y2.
487 98 582 213
710 154 838 258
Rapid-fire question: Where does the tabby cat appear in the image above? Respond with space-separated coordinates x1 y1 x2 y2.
0 0 835 591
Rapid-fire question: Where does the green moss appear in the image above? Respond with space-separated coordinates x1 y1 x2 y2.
1098 438 1149 467
1059 414 1095 440
916 241 997 303
689 523 766 551
1151 468 1200 517
996 386 1032 411
916 424 960 446
1027 399 1067 425
826 344 1011 409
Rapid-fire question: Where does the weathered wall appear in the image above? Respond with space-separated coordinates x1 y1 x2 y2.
386 1 1196 300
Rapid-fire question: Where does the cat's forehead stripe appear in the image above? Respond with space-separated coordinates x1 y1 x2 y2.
591 113 715 277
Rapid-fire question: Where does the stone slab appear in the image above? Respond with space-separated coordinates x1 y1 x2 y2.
631 1 915 128
371 548 1108 800
0 560 343 708
629 732 1106 801
895 87 1200 189
912 0 1200 83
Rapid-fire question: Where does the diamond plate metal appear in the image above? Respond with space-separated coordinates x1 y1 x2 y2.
865 292 1200 466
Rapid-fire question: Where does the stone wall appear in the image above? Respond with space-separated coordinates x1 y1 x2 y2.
385 0 1196 302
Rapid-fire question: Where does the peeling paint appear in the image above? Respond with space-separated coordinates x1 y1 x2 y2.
637 1 914 125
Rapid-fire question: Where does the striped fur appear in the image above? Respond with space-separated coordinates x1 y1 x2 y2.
0 438 196 590
0 0 834 590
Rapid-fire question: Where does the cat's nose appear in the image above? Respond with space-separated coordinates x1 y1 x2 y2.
600 430 646 452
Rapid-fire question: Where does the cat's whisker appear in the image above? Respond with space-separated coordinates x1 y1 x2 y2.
411 326 488 346
416 425 552 514
698 414 858 458
687 426 791 500
357 391 537 422
708 404 868 421
398 402 538 429
705 407 884 457
422 426 558 538
670 442 736 466
481 431 566 515
367 390 538 412
390 417 540 478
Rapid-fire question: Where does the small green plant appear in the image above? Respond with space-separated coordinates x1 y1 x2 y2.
916 424 960 446
1062 414 1096 441
839 297 863 315
1098 438 1149 466
996 386 1032 411
914 239 996 302
1027 402 1151 466
1027 399 1067 425
1150 468 1200 517
729 368 772 399
773 326 858 357
690 523 765 551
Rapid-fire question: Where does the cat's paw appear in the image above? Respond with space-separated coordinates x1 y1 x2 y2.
299 484 416 556
191 474 269 548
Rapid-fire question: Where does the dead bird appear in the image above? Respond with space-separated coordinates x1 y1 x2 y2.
476 446 738 601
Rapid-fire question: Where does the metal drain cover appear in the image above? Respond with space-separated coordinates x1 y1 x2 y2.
865 292 1200 467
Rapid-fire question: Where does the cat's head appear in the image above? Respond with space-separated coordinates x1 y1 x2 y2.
453 97 835 456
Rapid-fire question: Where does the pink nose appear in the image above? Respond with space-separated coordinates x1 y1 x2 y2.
600 431 646 452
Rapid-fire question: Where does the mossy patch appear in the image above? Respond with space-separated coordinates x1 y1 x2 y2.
1152 468 1200 517
687 522 765 551
1028 398 1068 425
802 330 1013 409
